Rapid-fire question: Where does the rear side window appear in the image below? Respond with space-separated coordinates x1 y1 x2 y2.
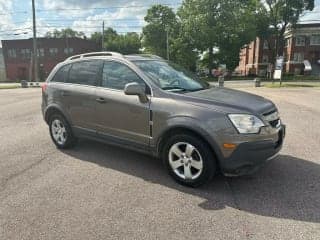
51 64 71 82
102 61 146 90
68 60 102 86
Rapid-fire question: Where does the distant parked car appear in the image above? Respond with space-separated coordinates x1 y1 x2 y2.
42 52 285 187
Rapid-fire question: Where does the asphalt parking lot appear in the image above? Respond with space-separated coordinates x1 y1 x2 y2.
0 87 319 240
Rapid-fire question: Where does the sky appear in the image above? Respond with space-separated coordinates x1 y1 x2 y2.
0 0 182 43
0 0 319 45
299 0 320 23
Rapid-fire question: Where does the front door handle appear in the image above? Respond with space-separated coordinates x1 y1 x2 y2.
96 97 107 104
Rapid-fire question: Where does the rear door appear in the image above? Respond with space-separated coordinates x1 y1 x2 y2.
62 60 102 133
95 60 151 147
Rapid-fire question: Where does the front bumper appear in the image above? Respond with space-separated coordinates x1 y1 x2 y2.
220 125 286 176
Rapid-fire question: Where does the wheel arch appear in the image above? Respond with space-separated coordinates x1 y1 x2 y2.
156 125 223 168
44 105 71 125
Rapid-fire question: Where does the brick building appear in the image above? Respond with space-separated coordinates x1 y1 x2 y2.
236 23 320 76
1 37 100 81
0 48 5 82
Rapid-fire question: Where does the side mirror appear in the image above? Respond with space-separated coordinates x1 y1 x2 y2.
124 82 149 103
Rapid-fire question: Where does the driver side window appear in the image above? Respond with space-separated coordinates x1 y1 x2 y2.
102 61 146 90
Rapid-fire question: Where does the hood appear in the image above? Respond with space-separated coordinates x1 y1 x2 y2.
185 87 276 114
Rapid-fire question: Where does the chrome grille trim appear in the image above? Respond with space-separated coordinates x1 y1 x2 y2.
263 110 281 129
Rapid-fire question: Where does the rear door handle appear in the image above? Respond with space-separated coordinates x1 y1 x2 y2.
96 97 107 104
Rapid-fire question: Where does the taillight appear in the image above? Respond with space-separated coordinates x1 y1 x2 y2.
42 82 48 92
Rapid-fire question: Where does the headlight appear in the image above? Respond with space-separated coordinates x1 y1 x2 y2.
228 114 265 134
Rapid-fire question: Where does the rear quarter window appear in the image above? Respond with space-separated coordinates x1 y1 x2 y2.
51 64 71 83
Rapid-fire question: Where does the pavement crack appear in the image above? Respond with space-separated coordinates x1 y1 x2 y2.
0 157 46 192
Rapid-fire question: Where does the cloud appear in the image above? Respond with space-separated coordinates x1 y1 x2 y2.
0 0 182 43
39 0 181 36
40 0 181 18
0 0 14 30
299 0 320 23
0 0 18 44
71 2 148 36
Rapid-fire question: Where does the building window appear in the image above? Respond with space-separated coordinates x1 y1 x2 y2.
310 35 320 46
21 49 31 59
263 40 269 49
8 49 17 58
262 55 269 63
295 36 305 46
64 48 74 55
49 48 58 56
37 48 45 57
293 52 304 62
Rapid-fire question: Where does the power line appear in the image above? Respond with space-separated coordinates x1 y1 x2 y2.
0 10 28 16
37 18 144 22
35 30 141 35
0 27 32 33
0 32 31 36
36 25 144 29
35 3 180 12
0 3 181 15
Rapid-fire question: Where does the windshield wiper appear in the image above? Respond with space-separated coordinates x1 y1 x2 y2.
188 88 205 92
162 87 189 92
162 87 206 93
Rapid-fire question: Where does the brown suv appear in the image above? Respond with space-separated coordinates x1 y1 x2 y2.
42 52 285 187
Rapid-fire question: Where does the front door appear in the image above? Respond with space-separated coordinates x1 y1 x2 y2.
95 60 151 147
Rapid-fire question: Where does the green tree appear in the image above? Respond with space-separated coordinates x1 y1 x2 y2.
142 4 197 70
45 28 85 38
258 0 314 62
170 36 198 71
178 0 260 72
142 4 178 59
91 28 141 54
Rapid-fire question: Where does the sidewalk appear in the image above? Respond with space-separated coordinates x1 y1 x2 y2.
0 82 43 89
0 83 21 89
210 80 320 88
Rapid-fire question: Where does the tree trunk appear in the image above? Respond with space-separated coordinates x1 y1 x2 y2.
277 27 286 57
208 46 214 77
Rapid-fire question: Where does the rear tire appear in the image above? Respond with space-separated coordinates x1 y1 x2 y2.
49 113 77 149
162 134 216 187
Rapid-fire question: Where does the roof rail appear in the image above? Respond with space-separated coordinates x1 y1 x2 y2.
126 54 164 60
65 51 123 61
145 54 164 60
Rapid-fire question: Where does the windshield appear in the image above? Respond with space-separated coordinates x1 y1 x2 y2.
133 60 209 92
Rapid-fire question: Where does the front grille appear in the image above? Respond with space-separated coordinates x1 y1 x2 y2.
263 109 281 128
269 119 280 128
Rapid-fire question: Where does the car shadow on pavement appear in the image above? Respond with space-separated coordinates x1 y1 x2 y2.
63 139 320 223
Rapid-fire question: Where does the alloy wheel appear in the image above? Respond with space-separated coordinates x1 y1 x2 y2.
168 142 203 180
51 119 67 145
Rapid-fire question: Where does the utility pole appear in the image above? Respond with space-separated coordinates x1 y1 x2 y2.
102 21 105 51
166 29 169 61
65 33 69 56
32 0 38 82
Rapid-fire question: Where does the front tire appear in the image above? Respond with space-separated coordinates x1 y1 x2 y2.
162 134 216 187
49 113 77 149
